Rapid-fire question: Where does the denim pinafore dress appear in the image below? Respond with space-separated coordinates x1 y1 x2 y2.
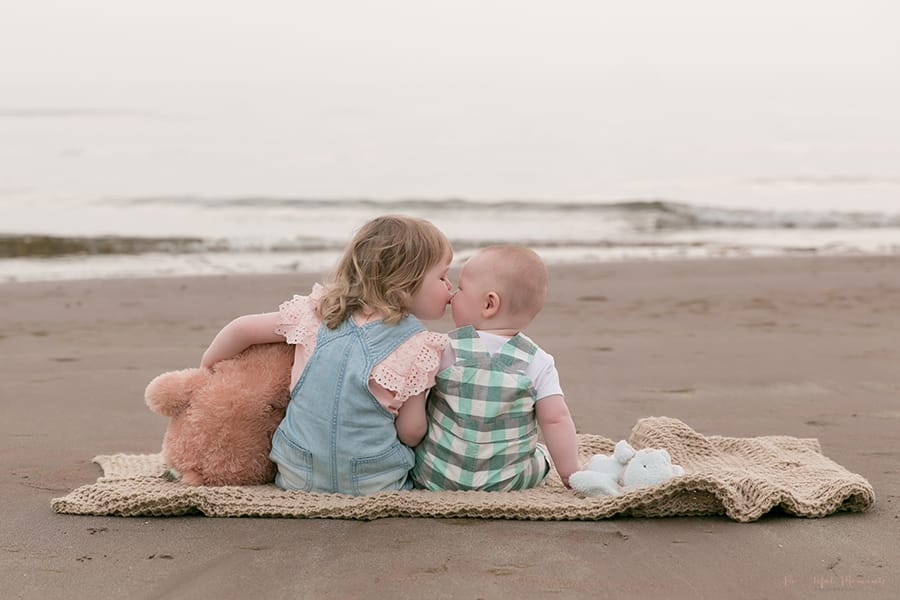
269 314 424 495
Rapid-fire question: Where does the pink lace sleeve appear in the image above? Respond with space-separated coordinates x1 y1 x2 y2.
370 331 448 410
273 283 324 349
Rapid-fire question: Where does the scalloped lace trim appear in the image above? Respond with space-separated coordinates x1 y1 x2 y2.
274 283 324 350
370 331 448 404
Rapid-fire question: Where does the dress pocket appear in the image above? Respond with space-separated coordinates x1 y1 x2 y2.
269 428 314 492
351 443 415 495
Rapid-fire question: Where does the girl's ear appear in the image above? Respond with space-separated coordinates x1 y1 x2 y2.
482 291 501 318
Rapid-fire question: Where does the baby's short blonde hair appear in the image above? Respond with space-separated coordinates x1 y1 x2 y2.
318 215 451 328
477 245 548 321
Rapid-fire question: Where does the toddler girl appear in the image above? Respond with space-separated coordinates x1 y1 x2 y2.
200 215 452 494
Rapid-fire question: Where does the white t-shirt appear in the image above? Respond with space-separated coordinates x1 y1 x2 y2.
439 330 564 401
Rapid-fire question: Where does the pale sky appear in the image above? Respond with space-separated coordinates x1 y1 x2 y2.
3 1 897 92
1 1 898 206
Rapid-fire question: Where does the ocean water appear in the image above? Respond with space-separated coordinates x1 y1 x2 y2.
2 103 899 283
2 117 899 282
2 194 898 283
2 2 899 282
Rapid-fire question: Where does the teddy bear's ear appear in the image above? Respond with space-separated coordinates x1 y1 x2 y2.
613 440 636 463
145 368 206 417
659 449 672 462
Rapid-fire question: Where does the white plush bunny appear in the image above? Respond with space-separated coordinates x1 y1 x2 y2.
570 440 685 496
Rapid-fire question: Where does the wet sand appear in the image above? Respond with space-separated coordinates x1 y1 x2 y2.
2 255 898 598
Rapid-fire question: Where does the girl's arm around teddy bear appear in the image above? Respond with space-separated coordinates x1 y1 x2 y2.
200 312 285 369
536 394 580 488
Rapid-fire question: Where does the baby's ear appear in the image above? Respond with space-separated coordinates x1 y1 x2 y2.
483 291 501 317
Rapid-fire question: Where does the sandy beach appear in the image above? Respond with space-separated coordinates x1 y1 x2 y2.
2 255 898 599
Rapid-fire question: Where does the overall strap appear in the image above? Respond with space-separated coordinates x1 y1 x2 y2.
448 325 490 362
492 332 539 373
359 314 426 367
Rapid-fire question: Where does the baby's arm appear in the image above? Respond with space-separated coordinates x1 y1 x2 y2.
200 312 284 369
394 392 427 447
536 395 579 488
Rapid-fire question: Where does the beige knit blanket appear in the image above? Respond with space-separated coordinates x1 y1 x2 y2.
51 417 874 522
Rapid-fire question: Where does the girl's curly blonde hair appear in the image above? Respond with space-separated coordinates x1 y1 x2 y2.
317 215 451 329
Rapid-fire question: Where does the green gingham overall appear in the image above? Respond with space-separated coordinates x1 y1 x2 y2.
411 326 550 491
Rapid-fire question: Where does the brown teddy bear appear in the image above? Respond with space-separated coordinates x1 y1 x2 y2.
145 343 293 486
